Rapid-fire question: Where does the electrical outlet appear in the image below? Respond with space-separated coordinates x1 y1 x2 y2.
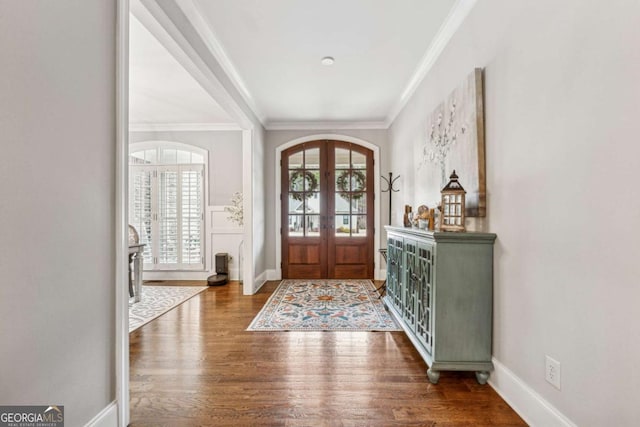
545 355 561 390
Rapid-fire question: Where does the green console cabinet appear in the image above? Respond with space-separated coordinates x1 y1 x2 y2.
384 226 497 384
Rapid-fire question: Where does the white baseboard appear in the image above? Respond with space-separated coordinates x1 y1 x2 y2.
85 401 118 427
143 268 240 282
143 271 209 281
489 357 576 427
266 269 279 280
253 270 267 293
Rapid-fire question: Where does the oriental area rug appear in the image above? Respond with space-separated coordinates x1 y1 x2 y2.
129 285 207 333
247 279 401 332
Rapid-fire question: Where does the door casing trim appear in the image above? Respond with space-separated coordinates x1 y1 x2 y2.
275 134 381 281
116 0 129 425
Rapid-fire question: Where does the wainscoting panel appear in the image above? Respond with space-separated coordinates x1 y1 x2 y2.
208 206 243 280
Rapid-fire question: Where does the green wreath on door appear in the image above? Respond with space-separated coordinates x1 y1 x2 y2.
289 169 318 201
336 170 366 201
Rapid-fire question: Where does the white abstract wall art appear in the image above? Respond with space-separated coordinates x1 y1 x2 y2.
417 68 486 217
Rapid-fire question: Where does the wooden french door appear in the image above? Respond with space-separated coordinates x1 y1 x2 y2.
281 140 374 279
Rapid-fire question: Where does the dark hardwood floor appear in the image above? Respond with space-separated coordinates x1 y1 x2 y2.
130 280 526 426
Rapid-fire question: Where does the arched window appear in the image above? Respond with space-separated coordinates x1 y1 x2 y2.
129 142 206 271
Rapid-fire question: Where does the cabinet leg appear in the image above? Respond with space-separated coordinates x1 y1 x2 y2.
475 371 490 384
427 368 440 384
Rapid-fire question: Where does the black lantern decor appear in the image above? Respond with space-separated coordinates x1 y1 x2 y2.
440 170 466 232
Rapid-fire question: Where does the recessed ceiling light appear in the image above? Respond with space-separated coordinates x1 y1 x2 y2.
321 56 335 66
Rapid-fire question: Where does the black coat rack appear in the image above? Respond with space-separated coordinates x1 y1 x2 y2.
381 172 400 225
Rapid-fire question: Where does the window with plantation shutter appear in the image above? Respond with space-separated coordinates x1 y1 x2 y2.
129 166 154 265
158 167 180 266
129 143 205 271
181 166 203 266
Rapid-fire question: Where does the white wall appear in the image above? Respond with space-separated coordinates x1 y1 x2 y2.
264 129 389 275
130 130 242 205
0 1 117 426
389 1 640 425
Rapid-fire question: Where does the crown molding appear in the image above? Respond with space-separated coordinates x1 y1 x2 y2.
134 0 255 130
130 122 242 132
385 0 478 127
265 120 389 131
138 0 474 130
174 0 266 124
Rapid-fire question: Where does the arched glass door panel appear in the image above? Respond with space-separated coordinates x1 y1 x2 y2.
281 140 373 279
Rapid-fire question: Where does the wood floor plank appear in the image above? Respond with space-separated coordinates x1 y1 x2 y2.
130 281 526 426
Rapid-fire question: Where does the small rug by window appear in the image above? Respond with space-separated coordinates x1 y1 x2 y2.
247 279 401 332
129 285 207 333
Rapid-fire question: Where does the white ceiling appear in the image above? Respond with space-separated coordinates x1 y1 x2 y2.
130 0 463 128
193 0 458 126
129 15 235 126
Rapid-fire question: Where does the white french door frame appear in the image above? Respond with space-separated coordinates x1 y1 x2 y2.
130 163 206 271
154 164 205 270
129 141 210 272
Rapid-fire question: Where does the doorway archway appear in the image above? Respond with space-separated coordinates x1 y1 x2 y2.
281 140 374 279
275 134 381 281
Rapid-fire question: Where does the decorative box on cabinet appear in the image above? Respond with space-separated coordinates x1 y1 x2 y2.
383 226 497 384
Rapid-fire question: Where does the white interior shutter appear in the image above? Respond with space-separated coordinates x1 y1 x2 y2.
180 165 204 267
129 166 153 264
158 167 179 268
129 145 206 272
